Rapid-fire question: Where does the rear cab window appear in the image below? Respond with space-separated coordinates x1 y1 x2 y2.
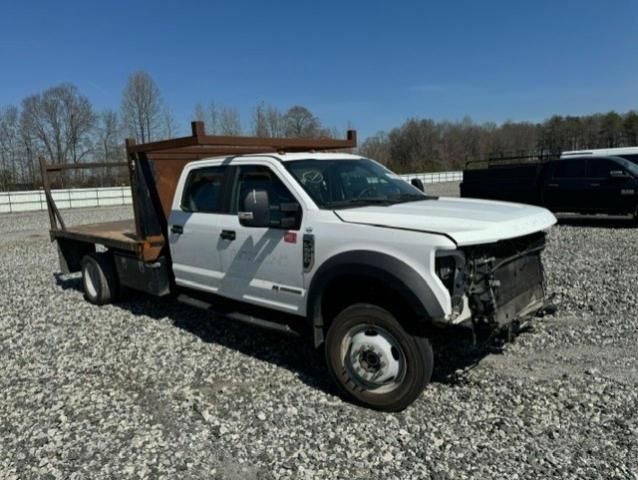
181 166 227 212
552 159 587 179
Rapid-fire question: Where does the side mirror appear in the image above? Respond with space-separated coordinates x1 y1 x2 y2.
411 178 425 192
239 189 270 227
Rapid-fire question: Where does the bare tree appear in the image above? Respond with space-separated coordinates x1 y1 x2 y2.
0 105 20 189
20 84 95 166
95 110 121 162
252 102 286 137
252 102 269 137
193 102 219 134
359 132 391 165
623 111 638 145
94 109 125 185
284 105 321 137
121 71 163 143
218 106 242 136
266 105 285 137
161 107 180 138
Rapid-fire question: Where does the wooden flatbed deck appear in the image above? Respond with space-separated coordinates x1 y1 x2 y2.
51 220 163 259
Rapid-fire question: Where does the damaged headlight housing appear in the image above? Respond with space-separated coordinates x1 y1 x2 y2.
435 250 466 312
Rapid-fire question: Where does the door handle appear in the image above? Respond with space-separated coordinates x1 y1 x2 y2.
220 230 236 241
171 225 183 234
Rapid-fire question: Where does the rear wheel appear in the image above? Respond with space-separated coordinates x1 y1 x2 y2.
325 303 433 412
81 252 119 305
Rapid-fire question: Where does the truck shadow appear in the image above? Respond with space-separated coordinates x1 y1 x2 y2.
556 214 636 228
430 327 513 384
56 274 509 395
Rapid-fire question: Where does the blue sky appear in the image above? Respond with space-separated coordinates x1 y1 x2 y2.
1 0 637 139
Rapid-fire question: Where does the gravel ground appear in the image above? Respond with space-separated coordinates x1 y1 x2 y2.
1 196 637 479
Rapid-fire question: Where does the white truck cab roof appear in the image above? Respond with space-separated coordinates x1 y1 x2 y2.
561 147 638 158
187 152 366 167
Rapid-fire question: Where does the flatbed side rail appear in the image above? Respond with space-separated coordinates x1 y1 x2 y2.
38 156 129 232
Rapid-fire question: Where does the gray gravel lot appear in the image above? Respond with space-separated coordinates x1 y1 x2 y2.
1 192 637 479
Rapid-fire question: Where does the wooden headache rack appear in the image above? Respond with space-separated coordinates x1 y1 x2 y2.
40 121 357 267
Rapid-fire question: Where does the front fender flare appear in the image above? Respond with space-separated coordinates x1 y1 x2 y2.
307 250 445 347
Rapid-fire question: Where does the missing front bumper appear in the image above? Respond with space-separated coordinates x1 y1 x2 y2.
465 232 548 328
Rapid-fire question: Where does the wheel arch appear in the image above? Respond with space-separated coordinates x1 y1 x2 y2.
307 250 445 348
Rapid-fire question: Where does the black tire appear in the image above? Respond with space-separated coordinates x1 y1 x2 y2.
325 303 433 412
81 252 119 305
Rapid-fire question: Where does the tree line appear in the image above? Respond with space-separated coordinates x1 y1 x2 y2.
2 69 638 189
360 111 638 173
0 71 332 190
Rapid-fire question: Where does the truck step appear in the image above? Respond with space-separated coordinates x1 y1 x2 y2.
177 292 300 336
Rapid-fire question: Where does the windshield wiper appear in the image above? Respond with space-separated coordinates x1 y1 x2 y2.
326 197 394 209
388 193 430 203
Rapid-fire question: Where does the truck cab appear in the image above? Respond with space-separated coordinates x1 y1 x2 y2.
542 156 638 214
166 152 556 410
462 155 638 217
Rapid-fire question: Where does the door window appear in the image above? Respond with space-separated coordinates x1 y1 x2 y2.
181 166 227 212
230 165 300 227
587 158 621 178
552 159 587 178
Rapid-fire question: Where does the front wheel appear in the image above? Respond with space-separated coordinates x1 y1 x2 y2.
325 304 433 412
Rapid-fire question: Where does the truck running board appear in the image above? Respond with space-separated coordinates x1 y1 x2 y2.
177 292 300 336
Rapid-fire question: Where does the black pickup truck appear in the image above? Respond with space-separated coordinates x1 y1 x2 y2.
461 155 638 217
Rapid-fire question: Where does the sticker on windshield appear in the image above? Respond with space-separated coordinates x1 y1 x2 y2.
302 170 324 184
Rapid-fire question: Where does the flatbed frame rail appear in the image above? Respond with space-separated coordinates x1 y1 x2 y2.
40 121 357 263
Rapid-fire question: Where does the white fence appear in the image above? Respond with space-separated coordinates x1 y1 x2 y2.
399 171 463 184
0 187 132 214
0 170 463 214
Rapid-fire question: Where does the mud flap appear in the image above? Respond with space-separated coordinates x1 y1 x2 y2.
57 238 96 274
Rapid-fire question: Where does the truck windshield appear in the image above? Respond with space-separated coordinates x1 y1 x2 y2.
615 157 638 177
285 159 430 209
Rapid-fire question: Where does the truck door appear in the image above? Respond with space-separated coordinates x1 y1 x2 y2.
216 164 305 314
587 157 636 213
168 165 229 293
543 159 589 212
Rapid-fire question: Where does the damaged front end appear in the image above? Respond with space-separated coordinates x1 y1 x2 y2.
436 231 549 328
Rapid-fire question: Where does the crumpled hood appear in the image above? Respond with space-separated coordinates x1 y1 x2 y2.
334 197 557 246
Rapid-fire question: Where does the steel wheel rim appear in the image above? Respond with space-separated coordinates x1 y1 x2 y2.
341 324 406 394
